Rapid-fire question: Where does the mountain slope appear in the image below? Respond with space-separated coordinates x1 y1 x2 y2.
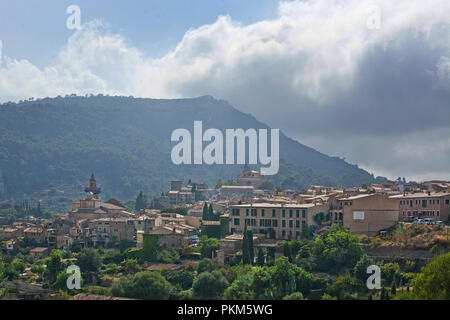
0 95 378 208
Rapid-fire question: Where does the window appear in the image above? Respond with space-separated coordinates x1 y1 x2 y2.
289 210 293 218
296 220 300 228
302 210 306 218
272 220 278 227
232 209 240 216
282 220 286 228
246 209 249 216
289 220 293 228
234 218 240 226
261 209 265 217
282 209 286 217
272 209 276 217
446 199 449 205
353 211 365 220
282 230 286 238
296 210 300 218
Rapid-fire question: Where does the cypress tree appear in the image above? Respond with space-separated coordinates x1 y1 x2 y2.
208 204 215 221
257 247 265 266
192 183 197 201
135 191 147 211
267 247 276 261
242 224 251 265
390 280 397 296
380 287 386 300
202 202 208 221
247 229 254 264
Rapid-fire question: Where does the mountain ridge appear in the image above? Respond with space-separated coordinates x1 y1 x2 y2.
0 95 382 210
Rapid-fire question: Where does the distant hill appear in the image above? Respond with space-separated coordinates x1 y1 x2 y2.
0 95 381 210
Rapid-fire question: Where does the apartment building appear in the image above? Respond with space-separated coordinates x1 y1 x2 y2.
87 217 136 246
229 202 329 240
340 194 399 235
390 191 450 222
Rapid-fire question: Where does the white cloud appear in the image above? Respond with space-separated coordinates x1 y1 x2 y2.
0 0 449 180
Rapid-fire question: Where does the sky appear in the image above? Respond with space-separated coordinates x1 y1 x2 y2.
0 0 449 182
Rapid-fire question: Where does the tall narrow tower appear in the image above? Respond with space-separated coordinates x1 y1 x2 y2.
84 173 101 199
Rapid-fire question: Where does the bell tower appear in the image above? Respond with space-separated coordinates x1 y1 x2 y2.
84 173 101 198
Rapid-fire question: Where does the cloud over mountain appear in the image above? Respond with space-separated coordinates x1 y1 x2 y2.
0 0 449 181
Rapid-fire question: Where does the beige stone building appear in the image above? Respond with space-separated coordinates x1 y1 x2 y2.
29 247 49 258
137 227 186 250
219 185 254 198
23 226 46 243
237 165 266 188
390 191 450 222
339 194 399 235
87 217 136 247
229 202 329 240
0 227 21 240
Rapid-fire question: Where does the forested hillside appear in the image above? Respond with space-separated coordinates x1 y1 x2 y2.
0 95 381 210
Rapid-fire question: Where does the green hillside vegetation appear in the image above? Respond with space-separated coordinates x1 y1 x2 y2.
0 95 382 211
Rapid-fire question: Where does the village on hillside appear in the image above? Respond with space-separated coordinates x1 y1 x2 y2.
0 166 449 300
